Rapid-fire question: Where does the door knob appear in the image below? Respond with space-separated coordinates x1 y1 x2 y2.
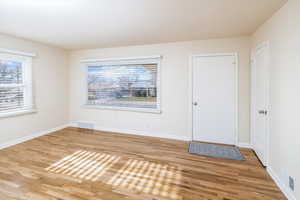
193 102 198 106
258 110 267 115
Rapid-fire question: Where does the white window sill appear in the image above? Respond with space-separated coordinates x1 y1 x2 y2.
0 109 37 119
82 104 161 114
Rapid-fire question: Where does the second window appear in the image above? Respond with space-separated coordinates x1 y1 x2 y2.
85 56 161 113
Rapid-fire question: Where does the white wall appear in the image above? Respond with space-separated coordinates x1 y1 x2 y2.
69 37 251 143
0 3 298 198
0 34 69 144
252 0 299 199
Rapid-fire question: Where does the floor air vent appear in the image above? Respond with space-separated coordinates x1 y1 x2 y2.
77 122 95 130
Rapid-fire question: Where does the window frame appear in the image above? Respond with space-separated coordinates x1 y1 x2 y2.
0 49 36 118
82 56 162 114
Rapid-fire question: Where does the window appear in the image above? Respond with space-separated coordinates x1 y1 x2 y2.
83 56 161 113
0 50 35 117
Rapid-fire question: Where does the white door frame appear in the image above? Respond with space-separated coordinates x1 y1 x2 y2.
251 41 270 166
189 53 239 145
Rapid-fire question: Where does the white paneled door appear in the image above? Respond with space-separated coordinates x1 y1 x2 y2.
251 43 269 166
192 54 237 145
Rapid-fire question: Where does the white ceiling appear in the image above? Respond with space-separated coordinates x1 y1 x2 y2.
0 0 287 50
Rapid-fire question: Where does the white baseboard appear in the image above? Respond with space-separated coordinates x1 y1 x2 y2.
237 142 252 148
68 122 190 141
238 142 296 200
0 124 69 150
267 167 297 200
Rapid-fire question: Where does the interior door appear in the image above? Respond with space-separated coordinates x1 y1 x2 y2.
192 55 236 145
252 44 269 166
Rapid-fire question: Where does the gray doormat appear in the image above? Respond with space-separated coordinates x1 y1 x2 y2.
189 142 245 161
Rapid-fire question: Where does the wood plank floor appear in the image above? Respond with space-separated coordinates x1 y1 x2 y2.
0 127 286 200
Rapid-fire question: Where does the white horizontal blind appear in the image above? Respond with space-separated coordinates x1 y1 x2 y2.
0 87 25 111
86 59 160 111
0 55 32 114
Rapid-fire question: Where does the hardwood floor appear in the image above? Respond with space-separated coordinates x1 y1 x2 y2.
0 127 286 200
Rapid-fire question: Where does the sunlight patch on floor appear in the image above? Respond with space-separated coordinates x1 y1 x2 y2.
107 159 182 200
45 150 120 181
45 151 182 200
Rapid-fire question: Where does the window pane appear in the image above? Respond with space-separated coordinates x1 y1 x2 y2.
87 64 157 109
0 87 24 112
0 60 23 84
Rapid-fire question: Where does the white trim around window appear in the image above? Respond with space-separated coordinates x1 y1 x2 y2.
0 48 36 57
0 49 36 118
81 56 162 114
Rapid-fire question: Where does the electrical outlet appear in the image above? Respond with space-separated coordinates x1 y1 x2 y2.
289 176 295 191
